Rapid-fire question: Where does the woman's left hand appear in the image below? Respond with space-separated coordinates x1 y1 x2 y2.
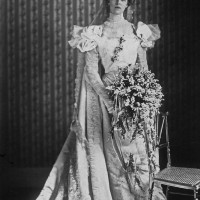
111 109 118 125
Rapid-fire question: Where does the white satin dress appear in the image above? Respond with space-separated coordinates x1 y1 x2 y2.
36 17 166 200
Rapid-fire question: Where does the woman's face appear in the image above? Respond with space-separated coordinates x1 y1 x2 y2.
109 0 128 15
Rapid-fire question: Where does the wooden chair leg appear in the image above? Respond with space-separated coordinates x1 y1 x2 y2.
194 188 198 200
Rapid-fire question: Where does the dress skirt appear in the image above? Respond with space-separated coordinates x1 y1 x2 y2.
36 70 166 200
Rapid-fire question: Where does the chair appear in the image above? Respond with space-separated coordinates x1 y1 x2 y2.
149 112 200 200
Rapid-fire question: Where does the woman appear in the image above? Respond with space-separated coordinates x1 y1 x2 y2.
36 0 166 199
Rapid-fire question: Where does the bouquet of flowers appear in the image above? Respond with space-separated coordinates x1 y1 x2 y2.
107 64 163 138
106 64 164 172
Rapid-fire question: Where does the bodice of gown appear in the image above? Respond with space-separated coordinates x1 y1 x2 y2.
68 19 160 113
98 33 140 73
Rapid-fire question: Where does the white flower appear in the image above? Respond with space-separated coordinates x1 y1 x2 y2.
131 96 135 103
124 98 130 106
127 87 131 93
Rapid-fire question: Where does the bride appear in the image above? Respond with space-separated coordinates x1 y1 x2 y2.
36 0 166 199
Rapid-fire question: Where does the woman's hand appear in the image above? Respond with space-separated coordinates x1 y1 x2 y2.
111 109 118 126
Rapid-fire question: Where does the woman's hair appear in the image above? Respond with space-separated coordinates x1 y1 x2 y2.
127 0 136 6
105 0 136 7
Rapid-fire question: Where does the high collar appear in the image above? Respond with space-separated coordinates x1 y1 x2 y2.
107 13 125 22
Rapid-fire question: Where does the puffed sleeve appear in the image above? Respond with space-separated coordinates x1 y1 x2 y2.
85 48 113 113
68 25 113 113
68 25 103 52
136 21 161 49
136 22 161 70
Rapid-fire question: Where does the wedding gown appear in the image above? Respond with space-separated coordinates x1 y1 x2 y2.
36 16 166 200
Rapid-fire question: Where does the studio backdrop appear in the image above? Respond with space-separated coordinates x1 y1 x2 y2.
0 0 199 168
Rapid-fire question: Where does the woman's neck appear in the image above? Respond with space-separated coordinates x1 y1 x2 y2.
108 13 124 22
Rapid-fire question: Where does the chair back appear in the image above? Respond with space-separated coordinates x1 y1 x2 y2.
155 112 171 168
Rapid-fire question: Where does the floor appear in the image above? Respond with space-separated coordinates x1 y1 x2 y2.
2 188 39 200
1 167 49 200
1 188 197 200
0 168 198 200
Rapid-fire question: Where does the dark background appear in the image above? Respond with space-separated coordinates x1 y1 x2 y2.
0 0 200 199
